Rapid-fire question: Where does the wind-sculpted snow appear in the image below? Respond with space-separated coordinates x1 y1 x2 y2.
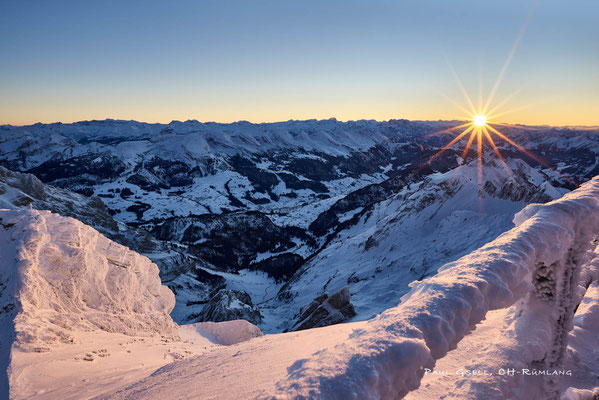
0 208 270 399
269 177 599 399
0 208 178 353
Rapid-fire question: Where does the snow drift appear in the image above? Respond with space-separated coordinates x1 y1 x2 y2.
181 320 263 346
1 208 266 399
0 208 178 354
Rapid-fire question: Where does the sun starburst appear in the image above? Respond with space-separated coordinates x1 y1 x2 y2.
421 6 560 194
424 86 555 189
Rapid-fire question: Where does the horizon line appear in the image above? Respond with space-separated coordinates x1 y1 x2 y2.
3 117 598 131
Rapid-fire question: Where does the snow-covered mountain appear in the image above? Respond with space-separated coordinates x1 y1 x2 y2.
1 119 596 224
1 119 598 330
268 158 566 331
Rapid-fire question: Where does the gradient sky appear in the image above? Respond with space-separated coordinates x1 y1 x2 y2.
1 0 598 126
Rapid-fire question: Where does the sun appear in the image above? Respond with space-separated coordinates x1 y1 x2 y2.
419 8 567 194
422 92 554 192
473 115 487 127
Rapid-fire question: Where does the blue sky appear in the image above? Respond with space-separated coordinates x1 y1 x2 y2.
1 0 597 125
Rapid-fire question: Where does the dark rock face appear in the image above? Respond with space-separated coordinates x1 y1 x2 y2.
249 253 305 282
334 144 393 177
0 166 120 235
277 172 328 194
0 166 169 271
286 157 337 181
482 161 557 203
229 155 279 196
292 286 356 331
198 289 263 325
126 202 151 219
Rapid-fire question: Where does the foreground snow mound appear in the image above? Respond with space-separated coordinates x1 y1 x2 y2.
0 209 178 352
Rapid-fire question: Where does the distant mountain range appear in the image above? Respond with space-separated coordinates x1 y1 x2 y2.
1 119 598 331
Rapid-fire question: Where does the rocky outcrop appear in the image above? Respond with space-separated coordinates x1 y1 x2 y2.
26 154 126 194
0 166 162 256
126 157 196 192
0 166 119 235
198 289 263 325
292 286 356 331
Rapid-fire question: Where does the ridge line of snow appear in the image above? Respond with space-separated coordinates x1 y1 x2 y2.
269 177 599 399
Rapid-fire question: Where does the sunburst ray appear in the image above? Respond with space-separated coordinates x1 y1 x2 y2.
424 125 475 166
422 1 570 195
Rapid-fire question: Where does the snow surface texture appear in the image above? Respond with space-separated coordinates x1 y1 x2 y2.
99 176 599 399
0 208 178 352
0 209 264 399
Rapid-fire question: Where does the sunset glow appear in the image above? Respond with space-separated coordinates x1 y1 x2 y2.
1 1 598 126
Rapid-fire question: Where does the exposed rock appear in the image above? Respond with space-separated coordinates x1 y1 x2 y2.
229 154 279 195
0 167 175 274
0 166 119 235
286 157 337 181
292 286 356 331
26 154 126 191
198 289 263 325
277 172 328 193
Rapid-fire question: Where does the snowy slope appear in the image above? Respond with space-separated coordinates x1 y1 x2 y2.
0 209 262 400
266 158 566 331
95 176 599 399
